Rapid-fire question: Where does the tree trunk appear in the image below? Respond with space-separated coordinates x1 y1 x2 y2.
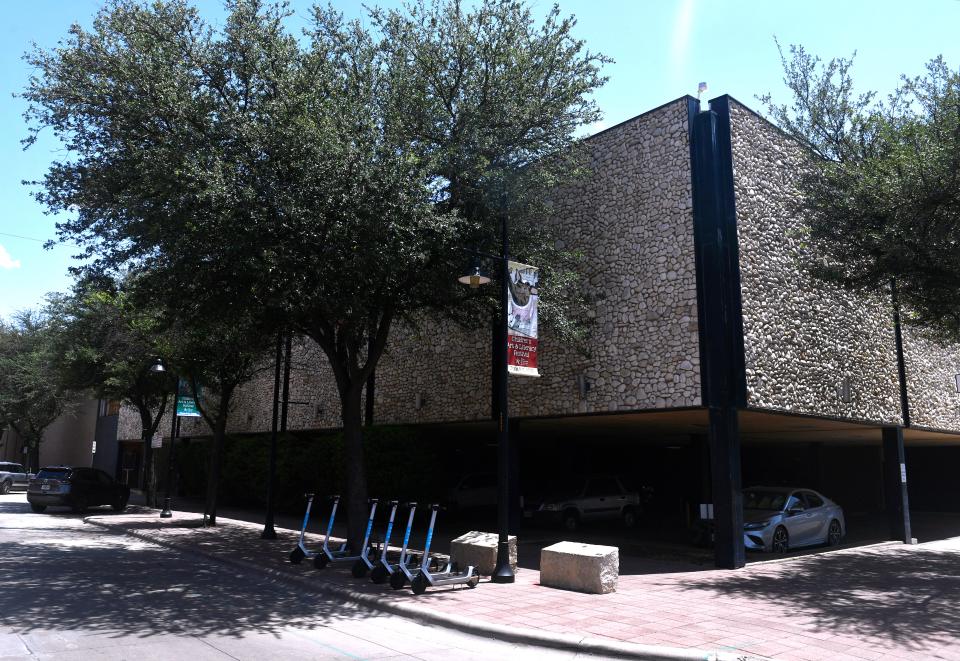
204 414 228 526
341 386 368 549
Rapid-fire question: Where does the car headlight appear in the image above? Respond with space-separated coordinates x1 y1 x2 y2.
744 521 770 531
540 503 560 511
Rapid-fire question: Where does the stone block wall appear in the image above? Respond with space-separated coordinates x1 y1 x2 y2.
119 98 702 439
902 327 960 431
728 99 903 425
372 97 701 423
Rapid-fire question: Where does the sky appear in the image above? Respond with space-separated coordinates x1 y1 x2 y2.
2 0 960 320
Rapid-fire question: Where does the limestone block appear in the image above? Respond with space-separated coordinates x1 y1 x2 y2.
540 541 618 594
450 531 517 576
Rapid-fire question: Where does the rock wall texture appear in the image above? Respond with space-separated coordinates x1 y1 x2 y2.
902 327 960 431
119 98 701 439
372 98 701 424
729 99 903 425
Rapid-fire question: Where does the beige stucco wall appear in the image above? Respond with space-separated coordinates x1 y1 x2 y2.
119 98 702 440
729 100 903 425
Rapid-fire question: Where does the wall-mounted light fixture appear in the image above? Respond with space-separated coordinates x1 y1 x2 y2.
415 393 427 410
315 404 324 419
954 374 960 393
838 376 852 404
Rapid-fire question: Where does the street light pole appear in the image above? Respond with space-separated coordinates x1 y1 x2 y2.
160 377 180 518
492 212 515 584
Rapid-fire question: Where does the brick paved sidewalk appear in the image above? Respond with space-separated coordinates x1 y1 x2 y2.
85 509 960 661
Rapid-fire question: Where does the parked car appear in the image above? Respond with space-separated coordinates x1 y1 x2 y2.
27 466 130 513
524 475 652 531
0 462 32 494
742 486 845 552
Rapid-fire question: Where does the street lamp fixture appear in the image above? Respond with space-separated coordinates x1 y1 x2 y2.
457 220 515 584
149 358 166 373
457 258 491 288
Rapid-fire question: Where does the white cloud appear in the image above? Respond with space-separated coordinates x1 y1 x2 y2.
0 244 22 270
670 0 695 87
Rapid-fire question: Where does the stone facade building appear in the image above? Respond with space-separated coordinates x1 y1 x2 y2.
117 95 960 568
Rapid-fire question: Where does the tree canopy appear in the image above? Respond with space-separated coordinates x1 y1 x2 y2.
0 312 66 471
23 0 608 540
761 43 960 342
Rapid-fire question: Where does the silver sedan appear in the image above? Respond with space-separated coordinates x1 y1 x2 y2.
742 487 845 552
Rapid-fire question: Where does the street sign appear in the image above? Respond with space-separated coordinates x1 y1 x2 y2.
177 378 202 417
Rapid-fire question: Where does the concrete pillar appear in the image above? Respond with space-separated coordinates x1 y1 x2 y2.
882 427 912 543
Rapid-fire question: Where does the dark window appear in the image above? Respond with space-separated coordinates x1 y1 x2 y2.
785 495 805 512
37 468 71 480
803 492 824 508
71 468 94 481
12 464 24 473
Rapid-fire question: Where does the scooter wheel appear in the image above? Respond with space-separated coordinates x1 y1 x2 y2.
289 547 305 565
411 574 428 595
313 554 328 570
389 572 407 590
467 574 480 589
370 566 388 584
351 560 369 578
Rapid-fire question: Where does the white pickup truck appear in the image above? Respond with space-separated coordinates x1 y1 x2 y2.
0 462 32 494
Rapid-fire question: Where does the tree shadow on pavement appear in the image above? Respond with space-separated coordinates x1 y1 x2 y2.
676 545 960 651
0 511 382 640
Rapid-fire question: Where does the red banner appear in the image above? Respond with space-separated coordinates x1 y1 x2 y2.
507 261 540 377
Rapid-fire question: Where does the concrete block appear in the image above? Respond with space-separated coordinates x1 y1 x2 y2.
539 541 618 594
450 531 517 575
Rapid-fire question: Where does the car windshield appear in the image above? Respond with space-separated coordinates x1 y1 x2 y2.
743 490 788 511
37 468 70 480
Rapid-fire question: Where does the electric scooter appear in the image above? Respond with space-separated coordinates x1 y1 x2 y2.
313 497 379 578
288 492 318 564
389 502 421 590
370 501 421 585
409 503 479 595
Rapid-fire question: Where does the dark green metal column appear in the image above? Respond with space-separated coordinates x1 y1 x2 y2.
689 96 748 569
882 427 912 543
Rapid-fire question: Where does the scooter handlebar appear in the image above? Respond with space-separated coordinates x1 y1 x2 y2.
304 492 315 499
368 497 379 504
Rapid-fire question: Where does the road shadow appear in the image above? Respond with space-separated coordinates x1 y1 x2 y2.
676 545 960 651
0 501 386 640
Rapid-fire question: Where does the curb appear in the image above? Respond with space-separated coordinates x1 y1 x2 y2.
84 516 761 661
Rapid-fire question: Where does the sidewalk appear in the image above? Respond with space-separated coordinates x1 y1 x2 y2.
84 508 960 661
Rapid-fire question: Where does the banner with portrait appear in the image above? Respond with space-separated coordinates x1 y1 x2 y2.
507 261 540 377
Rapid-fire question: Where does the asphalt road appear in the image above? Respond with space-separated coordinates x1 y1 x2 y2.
0 494 588 661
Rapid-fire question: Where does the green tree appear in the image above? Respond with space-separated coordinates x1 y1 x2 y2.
22 0 607 542
0 312 66 472
761 43 960 341
45 281 174 504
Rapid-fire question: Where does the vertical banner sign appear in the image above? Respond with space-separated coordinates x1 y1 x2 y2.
176 378 202 417
507 261 540 377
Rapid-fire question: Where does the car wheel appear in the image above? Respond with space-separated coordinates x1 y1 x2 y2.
0 480 11 495
30 502 47 513
112 495 128 512
771 525 789 553
826 519 842 547
562 510 579 532
622 507 638 528
389 571 407 590
71 497 88 514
